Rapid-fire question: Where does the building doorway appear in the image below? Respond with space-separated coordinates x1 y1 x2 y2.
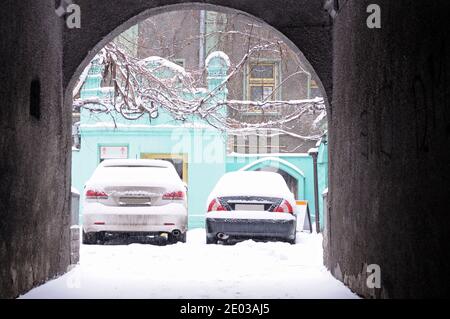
141 153 188 183
257 166 299 199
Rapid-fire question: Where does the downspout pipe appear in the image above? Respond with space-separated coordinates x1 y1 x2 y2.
199 10 206 69
308 147 321 233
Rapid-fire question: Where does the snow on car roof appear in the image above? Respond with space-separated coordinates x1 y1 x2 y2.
87 159 182 188
100 159 172 168
208 171 293 202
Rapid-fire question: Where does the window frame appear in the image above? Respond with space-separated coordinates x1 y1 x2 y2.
98 144 130 163
244 60 281 114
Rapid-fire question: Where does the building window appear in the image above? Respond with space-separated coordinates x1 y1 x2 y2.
229 130 281 154
246 62 279 113
99 146 129 162
250 86 274 102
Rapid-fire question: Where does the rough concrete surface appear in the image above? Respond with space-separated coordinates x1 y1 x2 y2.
327 0 450 298
0 1 71 298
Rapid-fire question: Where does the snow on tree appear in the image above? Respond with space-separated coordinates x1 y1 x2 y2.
73 29 327 141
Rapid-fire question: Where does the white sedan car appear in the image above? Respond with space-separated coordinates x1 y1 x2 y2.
82 159 188 245
205 171 298 244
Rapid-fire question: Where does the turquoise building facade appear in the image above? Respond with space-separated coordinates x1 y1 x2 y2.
72 52 328 229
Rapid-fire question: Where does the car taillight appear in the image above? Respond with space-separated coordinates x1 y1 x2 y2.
85 190 108 200
207 198 226 212
274 199 294 214
163 191 185 200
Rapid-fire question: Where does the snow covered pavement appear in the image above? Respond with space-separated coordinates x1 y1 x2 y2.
20 229 358 299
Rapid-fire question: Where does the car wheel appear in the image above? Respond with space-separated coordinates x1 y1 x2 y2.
174 232 186 243
82 230 98 245
168 232 186 244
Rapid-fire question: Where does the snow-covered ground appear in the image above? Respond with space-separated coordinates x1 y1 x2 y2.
20 229 358 299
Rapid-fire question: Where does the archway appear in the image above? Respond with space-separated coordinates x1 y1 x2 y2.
62 1 333 296
0 0 334 300
67 3 331 229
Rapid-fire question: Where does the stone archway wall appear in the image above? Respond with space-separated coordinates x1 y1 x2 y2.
327 0 450 298
0 1 69 299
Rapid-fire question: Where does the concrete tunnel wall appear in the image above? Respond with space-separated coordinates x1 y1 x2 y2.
0 0 450 299
0 1 71 298
326 0 450 298
1 0 333 299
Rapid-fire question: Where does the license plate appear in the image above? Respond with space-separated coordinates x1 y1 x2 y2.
119 197 151 206
235 204 265 211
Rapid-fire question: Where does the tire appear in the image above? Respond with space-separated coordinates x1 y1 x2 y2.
288 236 296 245
168 232 186 244
82 230 104 245
82 230 96 244
206 236 216 244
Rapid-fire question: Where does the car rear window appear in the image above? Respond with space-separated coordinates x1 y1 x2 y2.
210 171 292 199
91 166 178 182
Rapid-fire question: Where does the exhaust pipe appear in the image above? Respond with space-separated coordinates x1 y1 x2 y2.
172 229 182 237
160 232 169 240
217 232 229 240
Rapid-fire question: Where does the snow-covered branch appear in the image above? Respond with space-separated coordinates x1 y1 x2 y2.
74 38 326 140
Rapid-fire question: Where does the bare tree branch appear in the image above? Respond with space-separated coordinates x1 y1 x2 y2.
74 34 326 140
